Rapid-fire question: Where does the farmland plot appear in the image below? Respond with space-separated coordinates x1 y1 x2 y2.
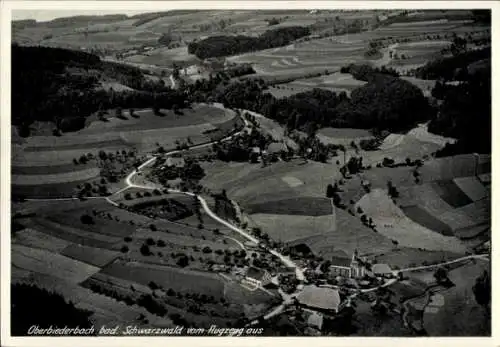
452 176 489 202
12 228 72 253
431 180 473 208
61 244 120 267
12 244 101 283
100 260 226 298
356 189 467 253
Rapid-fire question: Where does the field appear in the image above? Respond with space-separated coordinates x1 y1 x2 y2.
245 197 332 216
12 103 240 198
356 189 467 253
60 244 120 267
268 72 367 98
422 261 490 336
100 259 226 298
12 244 101 283
401 205 453 237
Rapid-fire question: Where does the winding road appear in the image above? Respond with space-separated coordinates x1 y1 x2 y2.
22 106 490 326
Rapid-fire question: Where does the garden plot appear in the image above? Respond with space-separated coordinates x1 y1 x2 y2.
12 244 101 284
356 189 467 253
317 127 373 146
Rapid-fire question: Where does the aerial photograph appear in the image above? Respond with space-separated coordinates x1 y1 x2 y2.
9 8 491 337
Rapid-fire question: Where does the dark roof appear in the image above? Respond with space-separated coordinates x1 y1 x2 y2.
246 266 266 281
330 256 352 268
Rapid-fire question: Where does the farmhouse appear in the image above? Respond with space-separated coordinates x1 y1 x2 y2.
266 142 289 154
372 263 393 278
297 285 341 314
244 266 272 287
165 157 185 168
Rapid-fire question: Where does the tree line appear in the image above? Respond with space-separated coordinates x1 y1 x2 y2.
187 26 310 59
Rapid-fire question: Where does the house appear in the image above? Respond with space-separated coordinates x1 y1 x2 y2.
165 157 185 168
372 263 393 278
267 142 289 155
329 250 366 278
245 266 272 287
305 310 324 331
297 285 341 314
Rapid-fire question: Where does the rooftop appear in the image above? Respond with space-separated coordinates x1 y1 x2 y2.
372 263 392 275
330 256 352 268
297 285 341 312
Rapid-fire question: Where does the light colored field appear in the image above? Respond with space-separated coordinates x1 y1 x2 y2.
249 213 335 244
452 177 489 201
406 122 457 146
285 207 395 258
281 176 303 188
242 110 299 149
356 189 467 253
12 228 72 253
125 46 200 67
12 244 101 283
12 167 100 185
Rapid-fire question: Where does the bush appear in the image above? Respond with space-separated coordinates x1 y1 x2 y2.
140 244 151 256
120 245 129 253
157 239 166 247
146 238 156 246
80 214 94 225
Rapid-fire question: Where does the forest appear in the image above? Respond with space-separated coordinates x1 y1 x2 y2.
187 26 310 59
12 45 187 136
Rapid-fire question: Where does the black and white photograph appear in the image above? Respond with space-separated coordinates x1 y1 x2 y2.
2 1 494 343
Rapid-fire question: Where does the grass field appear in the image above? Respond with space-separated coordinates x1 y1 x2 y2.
12 228 73 253
100 259 226 298
356 189 467 253
431 180 473 208
60 244 120 267
422 261 490 336
245 197 332 216
12 104 240 198
12 244 101 283
401 205 453 236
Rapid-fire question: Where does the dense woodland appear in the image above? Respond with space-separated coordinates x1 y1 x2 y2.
187 26 310 59
11 283 95 336
12 45 187 136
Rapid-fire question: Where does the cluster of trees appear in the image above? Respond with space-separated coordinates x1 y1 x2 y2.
429 61 491 156
415 47 490 81
12 45 187 137
187 26 310 59
340 64 399 81
193 73 433 136
11 283 95 336
211 129 272 163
